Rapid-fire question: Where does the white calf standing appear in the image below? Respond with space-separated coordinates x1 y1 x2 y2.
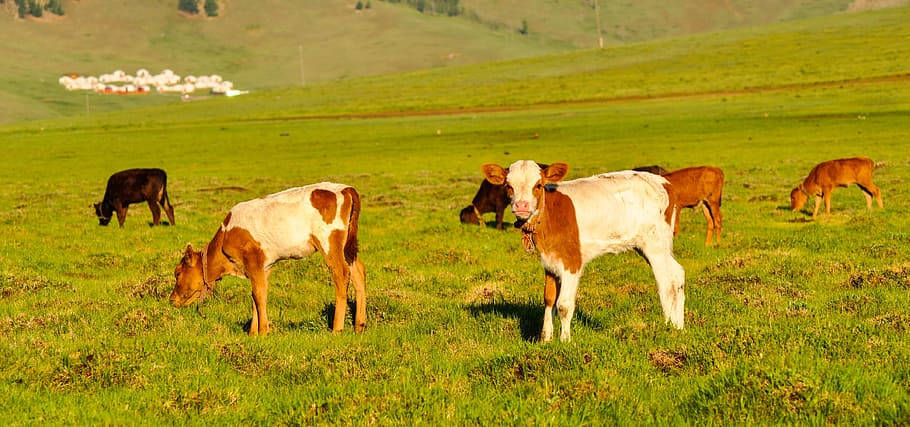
482 161 685 342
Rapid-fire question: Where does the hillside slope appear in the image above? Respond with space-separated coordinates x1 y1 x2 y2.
0 0 564 123
2 0 908 124
12 5 907 132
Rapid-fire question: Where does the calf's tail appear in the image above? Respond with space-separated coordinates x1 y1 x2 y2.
342 187 361 264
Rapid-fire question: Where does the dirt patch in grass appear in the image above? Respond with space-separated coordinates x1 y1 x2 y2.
0 273 73 298
123 274 173 300
845 266 910 289
161 387 241 415
648 347 688 374
48 349 148 390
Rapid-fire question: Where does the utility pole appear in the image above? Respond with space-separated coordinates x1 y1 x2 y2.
593 0 604 49
298 44 306 86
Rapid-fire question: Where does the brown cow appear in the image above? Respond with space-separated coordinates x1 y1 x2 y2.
790 157 882 218
460 163 548 230
662 166 725 246
169 183 366 336
93 168 175 227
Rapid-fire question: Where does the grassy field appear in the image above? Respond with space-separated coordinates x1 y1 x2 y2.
2 6 910 425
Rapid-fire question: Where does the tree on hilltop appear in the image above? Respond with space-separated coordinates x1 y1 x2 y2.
178 0 199 14
204 0 218 16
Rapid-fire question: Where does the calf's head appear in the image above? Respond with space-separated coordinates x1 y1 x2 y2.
481 160 569 220
459 205 482 225
790 185 808 211
93 202 112 226
169 244 207 307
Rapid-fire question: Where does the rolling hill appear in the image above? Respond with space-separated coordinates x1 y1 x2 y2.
1 0 908 124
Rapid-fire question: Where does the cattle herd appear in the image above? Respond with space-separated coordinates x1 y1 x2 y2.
93 157 883 341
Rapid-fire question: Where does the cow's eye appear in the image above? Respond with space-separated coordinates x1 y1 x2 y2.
534 183 543 190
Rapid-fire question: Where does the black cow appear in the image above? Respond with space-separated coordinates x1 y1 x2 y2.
460 163 548 230
93 168 175 227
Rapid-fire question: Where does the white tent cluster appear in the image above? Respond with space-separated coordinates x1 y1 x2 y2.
58 69 244 95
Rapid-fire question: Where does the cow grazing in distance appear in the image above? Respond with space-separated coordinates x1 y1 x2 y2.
169 183 366 336
662 166 725 246
790 157 882 218
460 163 548 230
459 179 511 230
632 165 669 176
482 161 685 342
93 168 175 227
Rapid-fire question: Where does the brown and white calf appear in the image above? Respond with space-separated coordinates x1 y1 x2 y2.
169 183 366 336
662 166 725 246
482 161 685 342
790 157 882 218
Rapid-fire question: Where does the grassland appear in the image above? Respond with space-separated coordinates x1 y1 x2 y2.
1 6 910 425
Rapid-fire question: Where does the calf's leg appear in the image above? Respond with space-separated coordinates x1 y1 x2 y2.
350 258 367 332
824 190 833 215
541 270 559 342
147 200 161 225
326 244 351 333
249 270 270 336
116 207 128 227
249 299 260 335
556 272 581 342
641 238 685 329
700 203 714 246
812 196 822 218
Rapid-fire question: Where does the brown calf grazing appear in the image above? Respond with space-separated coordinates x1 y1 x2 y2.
460 163 548 230
662 166 725 246
632 165 669 176
93 168 175 227
459 179 511 230
790 157 882 218
169 183 366 336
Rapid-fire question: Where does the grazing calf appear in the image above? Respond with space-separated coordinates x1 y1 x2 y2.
459 179 511 230
632 165 668 176
662 166 725 246
790 157 882 218
93 168 175 227
482 161 685 342
168 183 366 336
460 163 548 230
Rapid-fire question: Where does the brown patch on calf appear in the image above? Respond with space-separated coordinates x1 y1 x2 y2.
533 189 583 273
310 189 337 224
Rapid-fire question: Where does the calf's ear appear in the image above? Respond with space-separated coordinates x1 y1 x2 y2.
182 244 196 264
481 164 507 185
543 163 569 183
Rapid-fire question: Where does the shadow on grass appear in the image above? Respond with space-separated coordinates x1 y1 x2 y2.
320 301 357 332
147 221 172 227
485 220 515 230
466 301 603 342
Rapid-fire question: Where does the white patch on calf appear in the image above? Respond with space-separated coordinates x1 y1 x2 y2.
225 182 350 268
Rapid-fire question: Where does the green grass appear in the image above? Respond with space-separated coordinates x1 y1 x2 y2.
2 6 910 424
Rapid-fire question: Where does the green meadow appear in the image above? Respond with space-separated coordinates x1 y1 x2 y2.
1 6 909 424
